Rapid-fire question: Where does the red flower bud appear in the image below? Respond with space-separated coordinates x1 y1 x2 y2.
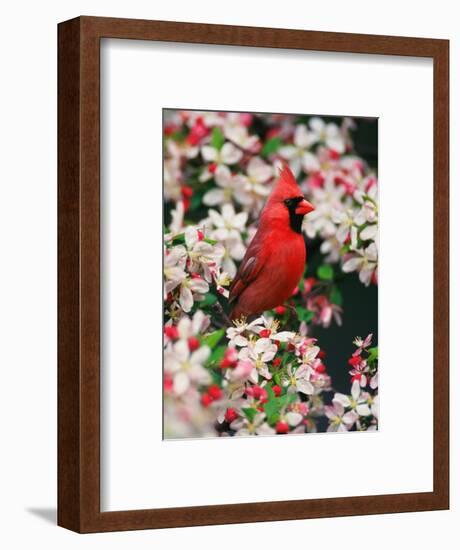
200 393 213 407
224 407 238 423
188 337 200 352
164 375 173 393
272 385 282 397
274 306 286 315
315 363 326 374
208 384 223 401
266 128 280 140
248 385 268 403
208 162 217 174
164 325 179 340
259 329 271 338
304 277 317 293
181 185 193 198
164 124 177 136
328 148 341 160
272 358 282 368
220 347 238 368
348 355 362 367
276 421 290 434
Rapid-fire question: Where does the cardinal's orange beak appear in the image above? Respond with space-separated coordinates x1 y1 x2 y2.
295 198 315 216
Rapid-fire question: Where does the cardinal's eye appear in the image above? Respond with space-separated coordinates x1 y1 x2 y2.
284 196 303 207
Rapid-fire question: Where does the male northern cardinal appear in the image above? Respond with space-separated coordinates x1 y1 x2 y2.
229 163 315 321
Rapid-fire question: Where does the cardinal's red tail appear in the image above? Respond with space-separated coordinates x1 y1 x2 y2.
230 304 245 322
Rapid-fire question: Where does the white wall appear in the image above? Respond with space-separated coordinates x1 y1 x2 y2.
0 0 456 547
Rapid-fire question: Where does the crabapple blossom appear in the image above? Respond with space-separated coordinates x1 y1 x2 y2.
238 337 277 382
200 204 248 277
250 316 295 343
164 245 187 297
333 380 372 417
164 340 211 396
284 363 314 396
176 310 211 340
353 333 373 355
223 123 260 152
226 317 265 347
279 124 319 177
163 157 183 203
202 165 240 205
178 274 210 313
307 295 343 328
201 141 243 167
325 402 358 432
232 157 274 210
230 412 275 436
308 116 346 154
342 242 378 286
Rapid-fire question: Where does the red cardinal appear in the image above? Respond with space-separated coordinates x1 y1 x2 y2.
229 163 315 321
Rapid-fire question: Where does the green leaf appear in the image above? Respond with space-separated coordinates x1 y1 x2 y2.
198 293 218 308
171 233 186 245
330 285 343 306
367 346 379 363
190 189 205 211
298 277 305 292
170 129 188 141
265 385 275 400
210 368 224 386
201 329 225 350
262 386 281 425
297 306 315 323
317 264 334 281
261 136 282 157
211 127 225 150
206 345 226 368
281 354 293 367
266 411 280 426
242 407 257 423
264 403 280 426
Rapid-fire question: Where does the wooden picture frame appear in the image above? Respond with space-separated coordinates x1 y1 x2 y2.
58 16 449 533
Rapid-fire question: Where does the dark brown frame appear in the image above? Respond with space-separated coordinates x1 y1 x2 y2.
58 16 449 533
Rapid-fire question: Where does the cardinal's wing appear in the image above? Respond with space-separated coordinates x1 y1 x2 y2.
229 236 265 305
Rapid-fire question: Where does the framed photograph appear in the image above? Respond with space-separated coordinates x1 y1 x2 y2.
58 16 449 533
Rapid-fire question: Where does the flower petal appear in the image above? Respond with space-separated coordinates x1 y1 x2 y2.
221 142 243 165
179 285 193 312
173 371 190 395
286 412 303 426
201 145 218 162
203 188 226 206
356 403 372 416
333 393 351 408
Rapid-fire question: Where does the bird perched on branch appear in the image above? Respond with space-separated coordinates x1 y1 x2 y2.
229 163 315 321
